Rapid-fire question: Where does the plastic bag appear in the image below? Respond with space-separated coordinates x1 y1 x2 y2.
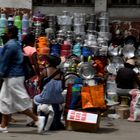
81 84 106 109
128 89 140 122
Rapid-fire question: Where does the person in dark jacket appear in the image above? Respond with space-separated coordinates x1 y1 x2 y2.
116 58 140 96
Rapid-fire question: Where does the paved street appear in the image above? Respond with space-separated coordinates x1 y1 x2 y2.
0 113 140 140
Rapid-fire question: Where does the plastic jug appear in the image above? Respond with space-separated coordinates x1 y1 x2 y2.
14 15 22 30
22 14 29 34
8 14 14 27
0 13 7 35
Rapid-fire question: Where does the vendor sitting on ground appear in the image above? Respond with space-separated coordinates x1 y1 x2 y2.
116 58 140 105
33 54 65 132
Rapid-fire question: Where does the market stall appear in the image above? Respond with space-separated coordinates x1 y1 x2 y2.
0 10 140 132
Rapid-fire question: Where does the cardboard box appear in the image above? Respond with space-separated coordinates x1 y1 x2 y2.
66 110 100 133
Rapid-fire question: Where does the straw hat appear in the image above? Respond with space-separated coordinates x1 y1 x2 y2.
126 59 135 66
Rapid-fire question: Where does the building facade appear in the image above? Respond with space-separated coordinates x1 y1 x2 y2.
0 0 140 40
33 0 140 20
0 0 32 16
32 0 140 40
0 0 140 21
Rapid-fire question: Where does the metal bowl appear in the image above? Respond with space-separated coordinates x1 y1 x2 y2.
78 62 96 80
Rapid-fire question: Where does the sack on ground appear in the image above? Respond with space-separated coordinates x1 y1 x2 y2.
128 89 140 121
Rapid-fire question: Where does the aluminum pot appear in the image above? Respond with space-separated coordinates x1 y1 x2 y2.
135 46 140 56
87 14 96 22
73 13 86 25
87 22 96 31
108 45 122 56
74 25 85 35
122 44 135 59
106 63 117 75
98 18 109 26
98 32 111 41
111 56 124 71
99 25 109 32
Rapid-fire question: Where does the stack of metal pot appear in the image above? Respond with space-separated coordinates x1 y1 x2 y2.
73 13 86 36
57 11 72 32
65 31 74 44
86 14 97 35
84 34 98 56
45 14 57 39
32 11 45 38
98 12 110 41
56 30 65 44
46 14 57 32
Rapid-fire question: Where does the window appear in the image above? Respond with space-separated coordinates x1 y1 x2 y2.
76 0 81 4
44 0 52 3
33 0 94 6
54 0 61 4
130 0 137 4
108 0 140 7
67 0 74 3
111 0 118 4
121 0 128 4
85 0 92 4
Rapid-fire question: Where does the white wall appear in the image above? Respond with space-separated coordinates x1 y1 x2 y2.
0 0 32 9
33 6 140 21
108 8 140 20
95 0 107 13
